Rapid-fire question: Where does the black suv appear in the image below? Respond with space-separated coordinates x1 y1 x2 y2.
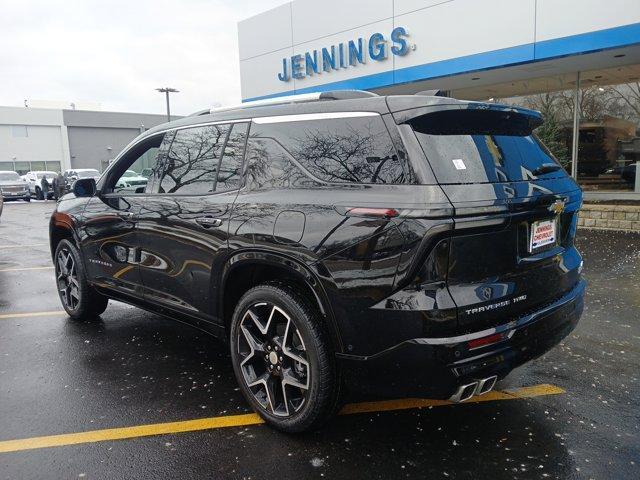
49 91 585 432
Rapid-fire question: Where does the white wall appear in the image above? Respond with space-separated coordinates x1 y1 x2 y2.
0 124 64 162
0 107 67 168
238 0 640 100
536 0 639 41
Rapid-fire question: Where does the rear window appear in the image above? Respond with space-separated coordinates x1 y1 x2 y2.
252 114 415 185
411 109 565 184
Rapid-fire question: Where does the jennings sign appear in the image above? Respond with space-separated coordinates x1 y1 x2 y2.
278 27 410 82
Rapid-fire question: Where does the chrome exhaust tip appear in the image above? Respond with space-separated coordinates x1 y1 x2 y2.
449 375 498 402
476 375 498 395
449 381 478 403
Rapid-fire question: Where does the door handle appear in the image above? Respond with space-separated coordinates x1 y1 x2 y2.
195 217 223 228
118 211 136 221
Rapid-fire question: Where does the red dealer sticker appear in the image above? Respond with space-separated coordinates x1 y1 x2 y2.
529 219 556 252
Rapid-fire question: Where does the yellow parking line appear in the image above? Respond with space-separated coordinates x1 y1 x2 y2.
0 311 65 320
0 384 563 454
0 266 54 272
339 383 564 415
0 414 264 454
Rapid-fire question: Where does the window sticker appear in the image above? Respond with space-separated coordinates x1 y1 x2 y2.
452 158 466 170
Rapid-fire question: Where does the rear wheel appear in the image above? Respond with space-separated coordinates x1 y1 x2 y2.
35 187 43 200
230 283 339 432
54 239 108 320
24 196 30 202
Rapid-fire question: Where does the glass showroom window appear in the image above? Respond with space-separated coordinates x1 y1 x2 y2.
46 161 61 173
14 162 30 175
30 161 46 172
571 79 640 192
455 68 640 194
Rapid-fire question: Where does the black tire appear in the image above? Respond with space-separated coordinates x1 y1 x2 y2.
35 188 43 200
54 239 108 320
230 282 340 432
24 196 30 202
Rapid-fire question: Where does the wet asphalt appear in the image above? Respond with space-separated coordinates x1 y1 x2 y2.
0 200 638 480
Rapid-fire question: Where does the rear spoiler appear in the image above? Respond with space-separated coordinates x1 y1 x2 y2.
388 97 543 132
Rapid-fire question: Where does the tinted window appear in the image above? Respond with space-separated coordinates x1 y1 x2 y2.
158 124 230 194
411 109 565 184
245 137 317 190
214 123 248 192
253 114 414 184
109 134 166 194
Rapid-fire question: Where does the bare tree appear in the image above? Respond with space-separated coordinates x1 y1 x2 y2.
157 125 227 193
606 82 640 121
291 122 405 184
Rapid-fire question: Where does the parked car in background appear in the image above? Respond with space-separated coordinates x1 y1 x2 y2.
24 171 57 199
0 171 30 201
114 170 148 192
62 169 101 193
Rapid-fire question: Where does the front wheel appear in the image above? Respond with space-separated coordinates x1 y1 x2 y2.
54 239 108 320
230 283 339 432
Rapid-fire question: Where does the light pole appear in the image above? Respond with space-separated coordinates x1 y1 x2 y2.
156 87 179 122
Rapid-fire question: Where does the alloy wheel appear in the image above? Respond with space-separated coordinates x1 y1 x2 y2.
237 302 310 417
56 248 80 311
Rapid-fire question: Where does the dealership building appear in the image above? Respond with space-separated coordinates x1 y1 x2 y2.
0 106 168 175
239 0 640 198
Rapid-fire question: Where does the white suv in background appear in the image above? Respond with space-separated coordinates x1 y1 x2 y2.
62 169 100 193
114 170 148 193
23 171 57 199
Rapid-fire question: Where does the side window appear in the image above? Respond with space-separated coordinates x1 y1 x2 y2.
214 122 248 192
245 136 317 190
253 114 415 184
110 134 167 194
157 124 230 194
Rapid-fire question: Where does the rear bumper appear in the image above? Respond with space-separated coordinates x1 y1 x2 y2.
339 279 585 398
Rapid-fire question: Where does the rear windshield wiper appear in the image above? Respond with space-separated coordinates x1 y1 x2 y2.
531 163 562 176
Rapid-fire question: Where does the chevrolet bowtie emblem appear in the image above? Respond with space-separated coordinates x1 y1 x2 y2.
548 199 566 215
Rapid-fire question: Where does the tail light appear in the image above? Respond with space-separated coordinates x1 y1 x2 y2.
467 332 507 350
345 207 400 219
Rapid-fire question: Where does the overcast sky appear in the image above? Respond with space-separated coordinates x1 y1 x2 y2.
0 0 286 115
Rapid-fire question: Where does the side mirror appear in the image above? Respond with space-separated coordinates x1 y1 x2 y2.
73 178 96 197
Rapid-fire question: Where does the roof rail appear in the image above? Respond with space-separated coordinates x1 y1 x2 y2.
208 89 378 114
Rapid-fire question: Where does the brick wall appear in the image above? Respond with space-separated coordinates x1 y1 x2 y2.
578 204 640 232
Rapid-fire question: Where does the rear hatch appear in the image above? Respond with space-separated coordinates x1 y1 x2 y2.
408 106 582 332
